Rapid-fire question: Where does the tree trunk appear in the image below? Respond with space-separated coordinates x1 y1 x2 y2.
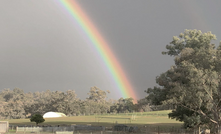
217 124 221 134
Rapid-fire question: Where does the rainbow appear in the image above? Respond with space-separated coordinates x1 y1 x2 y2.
58 0 137 101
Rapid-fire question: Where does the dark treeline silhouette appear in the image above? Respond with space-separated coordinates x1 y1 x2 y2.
0 86 153 119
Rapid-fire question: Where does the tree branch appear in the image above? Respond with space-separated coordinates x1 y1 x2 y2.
199 109 218 124
179 103 218 124
202 82 213 101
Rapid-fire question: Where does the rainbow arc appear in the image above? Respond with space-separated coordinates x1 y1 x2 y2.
59 0 137 102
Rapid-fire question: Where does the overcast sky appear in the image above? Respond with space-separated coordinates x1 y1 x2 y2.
1 0 221 100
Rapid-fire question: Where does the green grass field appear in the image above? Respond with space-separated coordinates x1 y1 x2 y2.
2 110 183 128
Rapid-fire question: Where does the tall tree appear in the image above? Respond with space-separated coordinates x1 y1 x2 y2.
146 29 221 133
87 86 109 103
135 98 152 112
85 87 111 114
53 90 79 116
110 98 135 113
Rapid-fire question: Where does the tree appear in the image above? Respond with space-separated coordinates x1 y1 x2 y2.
30 114 45 126
23 92 35 118
28 90 53 115
87 86 109 103
60 90 79 116
84 86 111 114
135 98 152 112
110 98 135 113
146 29 221 133
0 88 26 119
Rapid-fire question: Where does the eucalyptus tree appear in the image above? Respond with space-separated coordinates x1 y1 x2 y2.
87 86 109 103
136 98 152 112
53 90 79 116
0 88 26 119
29 90 53 115
109 97 134 113
146 29 221 133
23 92 35 117
85 86 111 114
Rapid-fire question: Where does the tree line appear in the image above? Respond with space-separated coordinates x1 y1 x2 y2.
0 86 152 119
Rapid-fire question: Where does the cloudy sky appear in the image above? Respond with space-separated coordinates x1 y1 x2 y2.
1 0 221 100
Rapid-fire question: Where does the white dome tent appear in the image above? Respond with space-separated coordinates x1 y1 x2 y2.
43 112 66 118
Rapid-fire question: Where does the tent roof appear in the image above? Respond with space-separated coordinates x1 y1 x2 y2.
43 112 66 118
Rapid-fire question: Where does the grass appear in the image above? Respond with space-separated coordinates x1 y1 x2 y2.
2 110 183 128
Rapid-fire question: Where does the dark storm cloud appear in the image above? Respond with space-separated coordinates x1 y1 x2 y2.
1 0 221 100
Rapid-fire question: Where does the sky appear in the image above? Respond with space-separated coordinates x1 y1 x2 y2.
1 0 221 100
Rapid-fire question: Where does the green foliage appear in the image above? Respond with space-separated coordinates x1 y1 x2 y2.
146 87 167 105
30 114 45 125
135 98 152 112
110 97 135 113
84 86 112 114
168 106 210 128
146 29 221 133
87 86 109 102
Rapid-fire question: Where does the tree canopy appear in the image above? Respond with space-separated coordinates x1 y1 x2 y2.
146 29 221 133
30 114 45 126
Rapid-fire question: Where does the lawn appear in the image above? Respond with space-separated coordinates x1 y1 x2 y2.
2 110 183 128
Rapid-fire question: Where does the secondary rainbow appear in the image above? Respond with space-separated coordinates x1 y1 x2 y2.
58 0 137 101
